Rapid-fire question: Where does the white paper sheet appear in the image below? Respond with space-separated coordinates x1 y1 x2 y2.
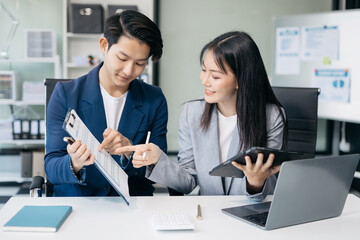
313 68 350 103
275 27 300 75
63 109 130 205
301 25 339 61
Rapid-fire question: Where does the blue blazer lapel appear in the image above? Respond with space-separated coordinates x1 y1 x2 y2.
118 80 144 141
79 64 107 142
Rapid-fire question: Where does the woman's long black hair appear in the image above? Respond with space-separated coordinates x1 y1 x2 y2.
200 31 288 151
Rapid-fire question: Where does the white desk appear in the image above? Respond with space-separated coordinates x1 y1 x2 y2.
0 194 359 240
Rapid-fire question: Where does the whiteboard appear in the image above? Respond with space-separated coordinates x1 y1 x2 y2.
271 10 360 124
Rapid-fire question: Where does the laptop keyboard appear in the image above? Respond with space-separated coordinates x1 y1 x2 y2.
243 212 269 227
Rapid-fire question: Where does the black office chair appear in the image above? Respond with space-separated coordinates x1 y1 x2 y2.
30 78 71 197
272 87 320 159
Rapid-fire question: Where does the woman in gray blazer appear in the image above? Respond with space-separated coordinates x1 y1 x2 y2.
117 31 287 201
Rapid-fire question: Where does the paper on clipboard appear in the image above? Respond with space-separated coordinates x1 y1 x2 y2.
63 109 130 205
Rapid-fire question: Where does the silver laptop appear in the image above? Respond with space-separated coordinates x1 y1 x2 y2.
222 154 359 230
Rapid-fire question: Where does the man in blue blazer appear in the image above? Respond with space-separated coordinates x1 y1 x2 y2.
45 11 167 196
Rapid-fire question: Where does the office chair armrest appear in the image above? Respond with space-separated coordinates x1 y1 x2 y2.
29 176 45 197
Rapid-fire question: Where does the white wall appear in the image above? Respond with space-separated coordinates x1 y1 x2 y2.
159 0 333 151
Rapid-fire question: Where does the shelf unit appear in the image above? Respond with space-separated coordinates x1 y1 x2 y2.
0 56 61 80
62 0 155 83
0 100 45 106
0 1 64 184
0 140 44 145
0 57 60 150
0 172 32 183
0 56 60 147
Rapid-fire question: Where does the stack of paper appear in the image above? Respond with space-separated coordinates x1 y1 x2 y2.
22 81 45 103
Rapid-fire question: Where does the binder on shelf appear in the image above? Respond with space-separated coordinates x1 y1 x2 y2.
30 120 40 139
21 119 30 139
32 151 45 178
39 119 45 139
21 151 33 178
12 119 21 139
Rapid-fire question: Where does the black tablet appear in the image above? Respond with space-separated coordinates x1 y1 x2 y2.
209 147 303 178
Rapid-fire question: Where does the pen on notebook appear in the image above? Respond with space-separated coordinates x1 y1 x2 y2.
142 131 151 160
197 204 202 220
63 136 75 145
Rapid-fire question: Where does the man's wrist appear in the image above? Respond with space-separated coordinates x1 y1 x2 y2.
71 161 82 174
70 163 83 181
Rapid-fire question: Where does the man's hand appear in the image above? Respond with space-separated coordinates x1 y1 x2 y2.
67 140 95 173
98 128 132 158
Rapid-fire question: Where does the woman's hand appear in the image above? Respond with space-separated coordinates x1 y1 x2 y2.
114 143 162 168
98 128 132 158
232 153 281 194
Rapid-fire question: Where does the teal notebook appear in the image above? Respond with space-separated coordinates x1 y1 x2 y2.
3 205 72 232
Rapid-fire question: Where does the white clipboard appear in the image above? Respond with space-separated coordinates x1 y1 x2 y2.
63 109 130 205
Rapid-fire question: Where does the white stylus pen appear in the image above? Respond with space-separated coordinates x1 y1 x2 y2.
143 131 151 160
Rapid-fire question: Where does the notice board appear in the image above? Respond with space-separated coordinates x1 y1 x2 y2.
271 10 360 123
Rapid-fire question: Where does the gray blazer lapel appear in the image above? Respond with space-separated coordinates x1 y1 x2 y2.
204 106 226 195
224 123 244 194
